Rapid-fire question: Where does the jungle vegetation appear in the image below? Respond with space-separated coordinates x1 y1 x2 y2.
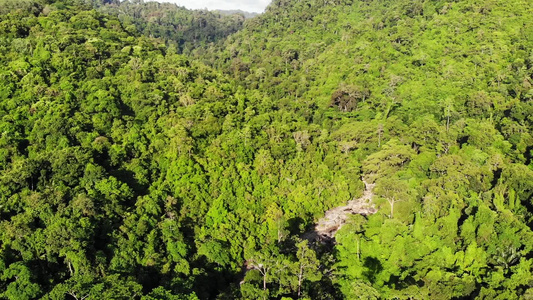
0 0 532 299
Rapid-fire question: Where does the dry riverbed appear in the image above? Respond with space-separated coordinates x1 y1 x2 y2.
306 179 377 242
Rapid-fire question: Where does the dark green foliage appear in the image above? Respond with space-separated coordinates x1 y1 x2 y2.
0 0 532 299
96 0 245 53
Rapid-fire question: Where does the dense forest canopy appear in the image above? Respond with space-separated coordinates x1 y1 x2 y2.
94 0 246 54
0 0 532 299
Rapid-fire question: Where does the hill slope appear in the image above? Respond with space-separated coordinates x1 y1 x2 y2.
0 1 363 298
203 0 533 298
96 0 246 53
0 0 532 299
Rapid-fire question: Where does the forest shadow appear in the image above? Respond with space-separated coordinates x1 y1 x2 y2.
110 168 149 196
287 216 306 235
190 256 243 300
303 276 344 300
311 246 344 300
525 145 533 166
363 257 383 283
137 265 163 293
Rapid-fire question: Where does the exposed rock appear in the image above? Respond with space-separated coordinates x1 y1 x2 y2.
306 179 377 242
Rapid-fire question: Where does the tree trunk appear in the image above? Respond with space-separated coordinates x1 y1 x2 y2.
377 124 383 147
357 238 360 260
298 264 303 298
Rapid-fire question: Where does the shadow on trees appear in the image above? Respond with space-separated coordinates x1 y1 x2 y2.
190 256 242 300
363 257 383 283
307 276 344 300
109 168 149 196
287 216 306 236
137 265 163 294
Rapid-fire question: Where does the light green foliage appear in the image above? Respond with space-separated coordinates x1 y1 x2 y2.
1 262 41 300
336 205 533 299
362 139 415 183
374 176 413 219
0 0 532 299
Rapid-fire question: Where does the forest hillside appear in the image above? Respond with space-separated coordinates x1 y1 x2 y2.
0 0 532 299
93 0 246 54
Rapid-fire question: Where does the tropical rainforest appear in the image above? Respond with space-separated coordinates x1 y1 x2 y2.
0 0 532 299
